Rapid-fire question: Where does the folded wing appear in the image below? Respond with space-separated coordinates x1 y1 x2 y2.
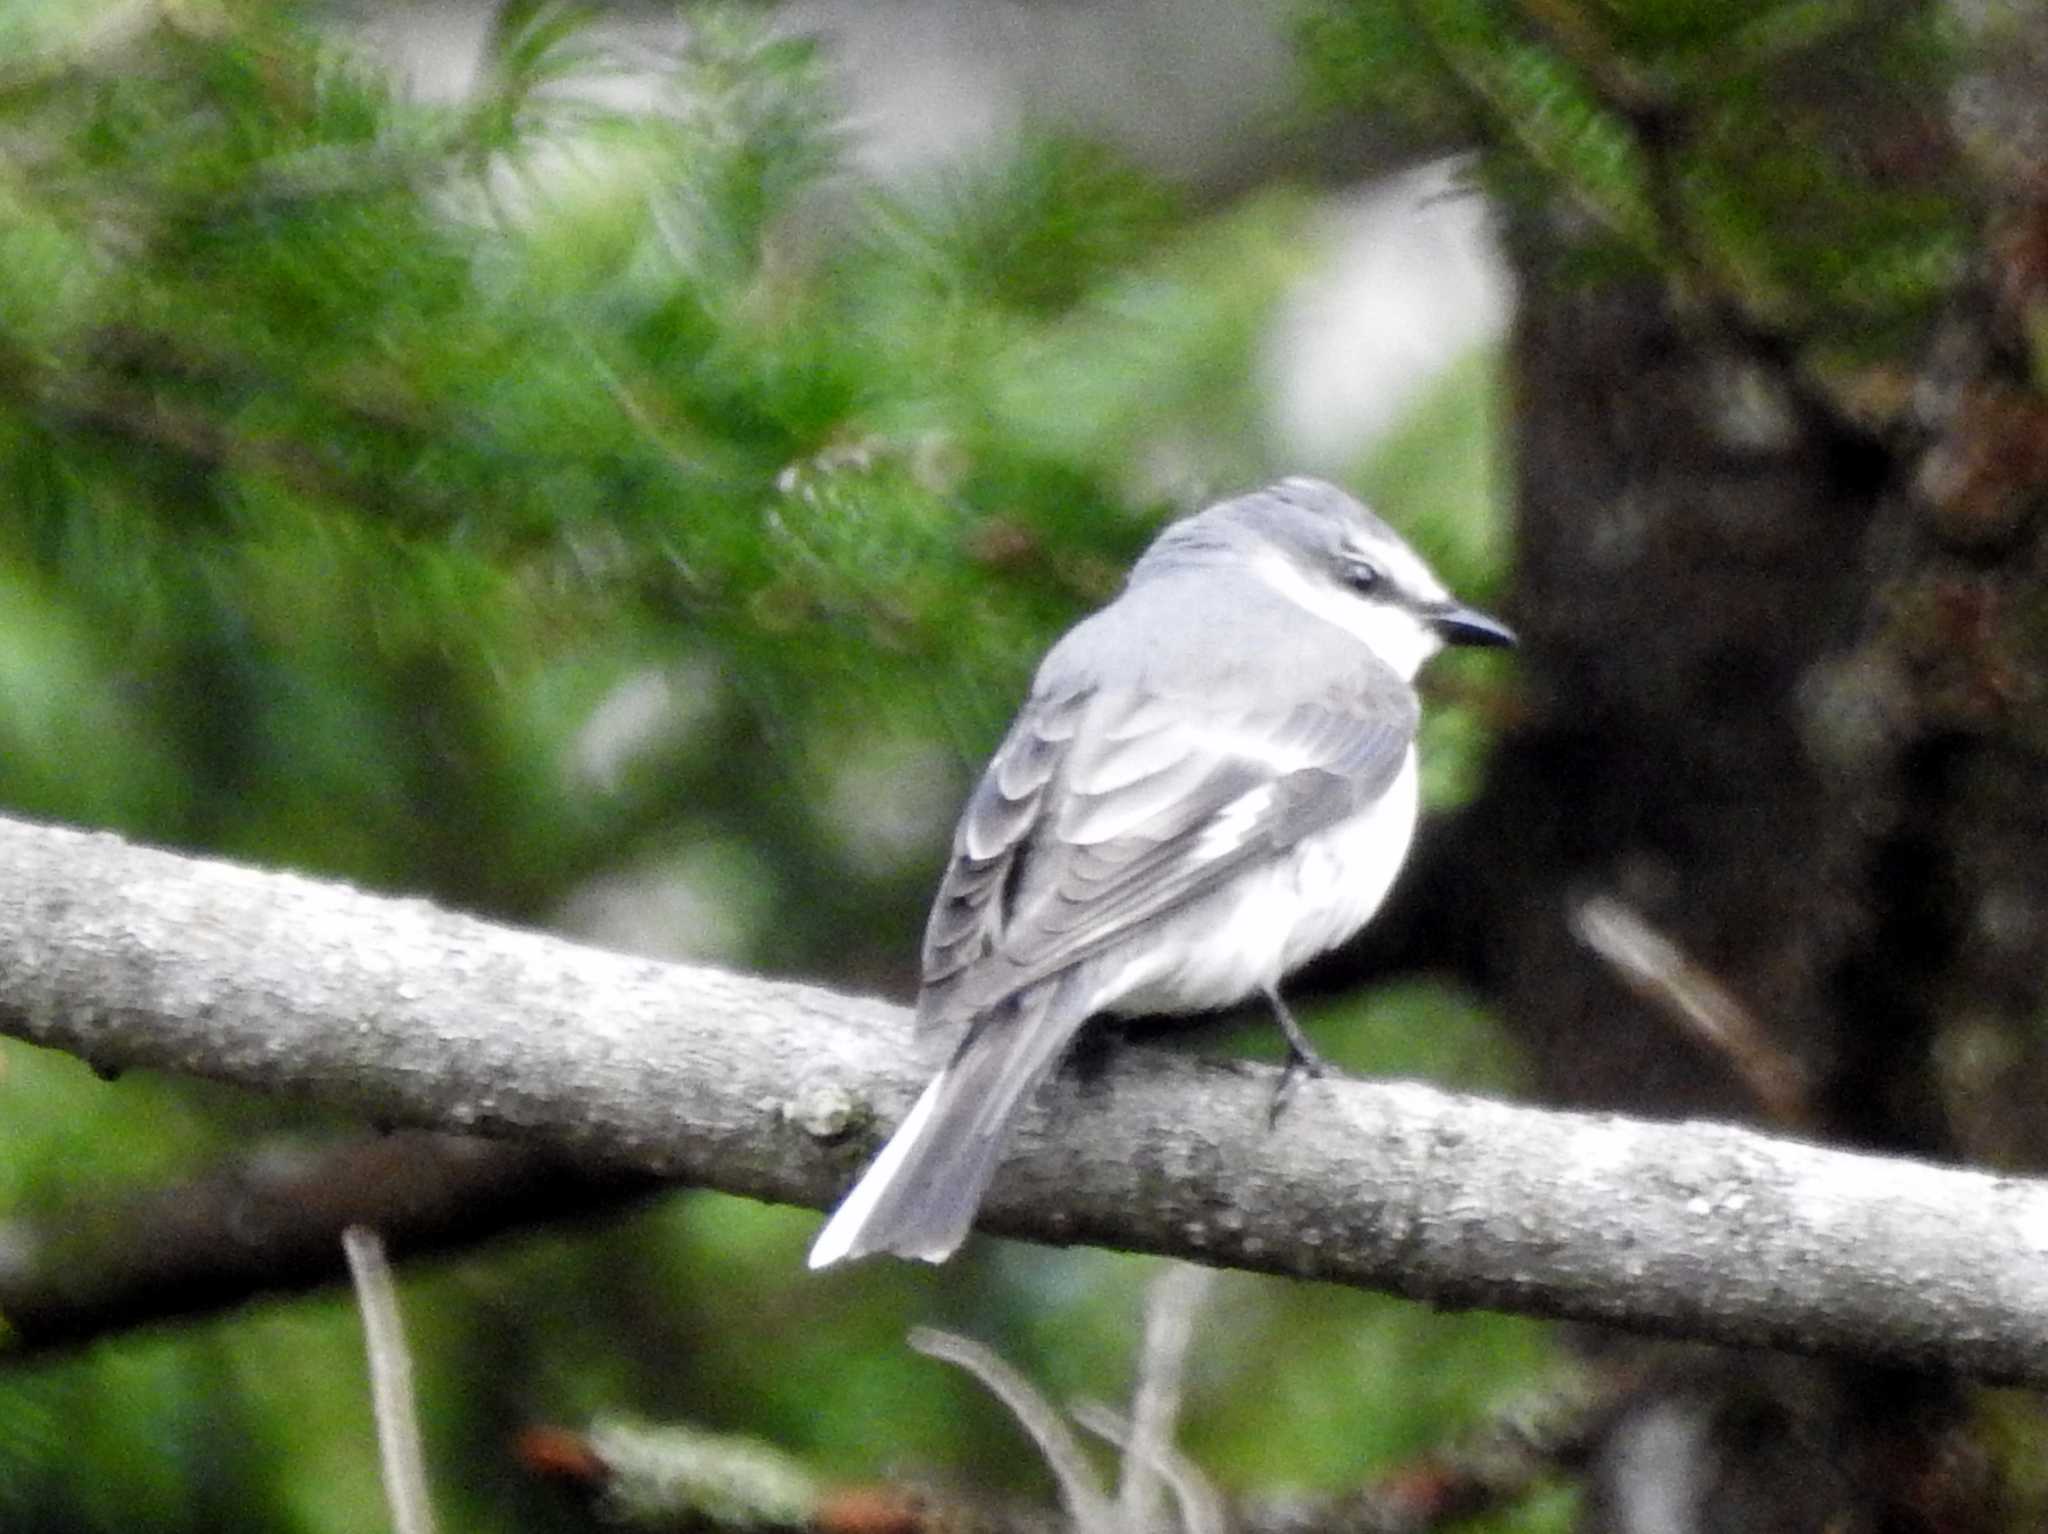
917 677 1417 1031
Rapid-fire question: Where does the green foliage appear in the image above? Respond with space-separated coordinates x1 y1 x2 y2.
1301 0 1969 351
866 137 1185 318
0 3 1534 1531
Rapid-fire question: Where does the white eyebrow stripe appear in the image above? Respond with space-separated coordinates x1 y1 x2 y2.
1248 552 1444 681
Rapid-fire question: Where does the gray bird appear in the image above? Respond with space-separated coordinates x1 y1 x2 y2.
808 477 1513 1268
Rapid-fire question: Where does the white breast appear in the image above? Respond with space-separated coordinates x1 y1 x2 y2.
1097 746 1421 1017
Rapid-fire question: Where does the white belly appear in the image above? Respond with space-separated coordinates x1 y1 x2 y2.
1100 747 1420 1016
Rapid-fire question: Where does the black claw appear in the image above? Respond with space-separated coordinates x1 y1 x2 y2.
1267 1059 1298 1126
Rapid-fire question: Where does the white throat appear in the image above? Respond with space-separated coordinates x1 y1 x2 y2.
1251 553 1442 681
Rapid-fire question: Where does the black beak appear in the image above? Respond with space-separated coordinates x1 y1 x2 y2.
1428 601 1516 648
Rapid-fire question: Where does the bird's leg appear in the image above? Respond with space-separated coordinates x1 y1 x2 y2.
1263 984 1330 1125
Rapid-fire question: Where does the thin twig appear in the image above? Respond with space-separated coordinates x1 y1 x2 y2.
344 1225 439 1534
1118 1263 1214 1534
1571 894 1811 1127
908 1327 1113 1534
1074 1402 1227 1534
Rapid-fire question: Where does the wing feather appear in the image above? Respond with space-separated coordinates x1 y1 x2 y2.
919 687 1091 1000
918 679 1416 1031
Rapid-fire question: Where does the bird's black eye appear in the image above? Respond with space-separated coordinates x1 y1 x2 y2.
1343 561 1383 593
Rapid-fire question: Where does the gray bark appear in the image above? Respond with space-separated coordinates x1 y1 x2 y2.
2 813 2046 1384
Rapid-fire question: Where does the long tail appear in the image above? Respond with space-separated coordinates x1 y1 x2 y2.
807 976 1089 1268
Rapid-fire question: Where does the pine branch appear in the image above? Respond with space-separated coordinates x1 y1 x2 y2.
2 813 2046 1384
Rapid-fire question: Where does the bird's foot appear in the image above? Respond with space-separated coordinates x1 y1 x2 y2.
1263 985 1331 1126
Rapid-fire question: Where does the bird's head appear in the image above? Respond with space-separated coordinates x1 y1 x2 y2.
1130 477 1515 680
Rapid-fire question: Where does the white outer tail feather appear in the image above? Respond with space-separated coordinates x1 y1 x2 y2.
806 1073 952 1268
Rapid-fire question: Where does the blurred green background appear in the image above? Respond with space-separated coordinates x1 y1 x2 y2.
0 3 1555 1529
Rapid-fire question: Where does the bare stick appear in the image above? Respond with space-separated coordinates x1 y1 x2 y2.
343 1226 438 1534
908 1327 1113 1534
1075 1401 1227 1534
1118 1264 1213 1534
1571 894 1812 1127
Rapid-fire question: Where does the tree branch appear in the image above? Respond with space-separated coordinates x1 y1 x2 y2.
0 1132 662 1353
2 814 2046 1384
